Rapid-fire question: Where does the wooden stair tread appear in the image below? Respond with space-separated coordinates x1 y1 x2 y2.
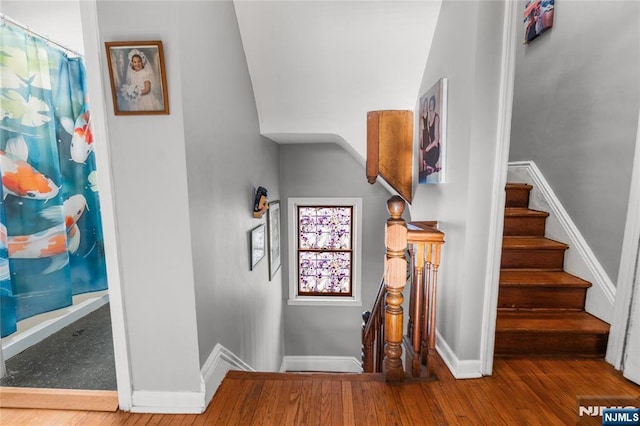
498 182 608 358
504 208 549 218
505 183 533 190
500 270 591 287
496 312 610 334
502 237 568 250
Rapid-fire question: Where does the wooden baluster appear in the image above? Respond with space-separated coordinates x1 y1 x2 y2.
410 242 425 377
426 243 441 377
421 242 433 365
407 245 415 344
383 196 408 382
361 311 372 372
376 300 385 372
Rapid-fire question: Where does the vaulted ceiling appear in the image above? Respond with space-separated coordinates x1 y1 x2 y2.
233 0 442 162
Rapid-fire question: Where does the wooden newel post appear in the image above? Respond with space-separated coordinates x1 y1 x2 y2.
383 196 408 382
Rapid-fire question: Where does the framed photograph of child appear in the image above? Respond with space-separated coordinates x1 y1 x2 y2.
105 40 169 115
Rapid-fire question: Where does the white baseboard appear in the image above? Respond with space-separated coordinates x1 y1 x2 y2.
201 343 255 407
436 332 482 379
281 356 363 373
508 161 615 323
127 343 255 414
1 293 109 359
130 390 205 414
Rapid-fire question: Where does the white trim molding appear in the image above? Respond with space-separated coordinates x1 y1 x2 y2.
507 161 615 323
133 343 256 414
480 0 519 376
281 356 362 373
606 104 640 372
131 390 206 414
201 343 255 407
79 0 132 411
436 331 482 379
287 197 363 307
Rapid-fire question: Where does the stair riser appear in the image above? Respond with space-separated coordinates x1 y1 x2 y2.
494 332 608 357
498 287 587 310
503 217 546 237
505 188 530 208
501 249 566 269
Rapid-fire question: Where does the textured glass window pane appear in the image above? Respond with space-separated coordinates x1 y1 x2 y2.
298 206 352 250
297 206 353 296
298 251 351 294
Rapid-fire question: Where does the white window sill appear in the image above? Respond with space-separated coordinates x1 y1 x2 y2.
287 296 362 307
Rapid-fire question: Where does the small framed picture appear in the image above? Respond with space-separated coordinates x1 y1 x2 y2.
250 223 266 271
523 0 554 44
267 201 281 280
105 40 169 115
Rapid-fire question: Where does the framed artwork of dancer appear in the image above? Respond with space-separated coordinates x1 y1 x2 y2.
418 77 447 184
105 41 169 115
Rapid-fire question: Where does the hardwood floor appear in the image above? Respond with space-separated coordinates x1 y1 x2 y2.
1 354 638 425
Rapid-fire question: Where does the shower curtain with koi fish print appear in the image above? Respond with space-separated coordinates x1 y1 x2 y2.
0 23 107 337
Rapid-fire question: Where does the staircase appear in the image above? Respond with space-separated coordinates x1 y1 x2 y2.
494 183 610 357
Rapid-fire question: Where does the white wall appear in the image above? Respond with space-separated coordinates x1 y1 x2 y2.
509 0 640 284
1 1 84 55
234 1 441 160
280 143 390 359
411 0 506 363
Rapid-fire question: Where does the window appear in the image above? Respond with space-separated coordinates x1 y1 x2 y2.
288 198 362 306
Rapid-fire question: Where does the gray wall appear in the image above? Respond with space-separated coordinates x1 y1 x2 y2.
178 1 283 372
411 0 506 361
95 0 284 395
280 143 390 358
509 1 640 284
97 1 202 393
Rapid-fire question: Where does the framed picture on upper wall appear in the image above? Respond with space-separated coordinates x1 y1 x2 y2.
267 201 281 280
105 40 170 115
524 0 555 44
418 77 447 184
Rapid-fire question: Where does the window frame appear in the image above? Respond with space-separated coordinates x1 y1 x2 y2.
287 197 362 306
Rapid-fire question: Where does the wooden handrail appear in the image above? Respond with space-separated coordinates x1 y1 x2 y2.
361 278 386 373
361 197 445 381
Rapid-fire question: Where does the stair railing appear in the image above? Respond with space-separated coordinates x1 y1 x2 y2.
361 196 445 381
406 220 444 378
361 278 385 373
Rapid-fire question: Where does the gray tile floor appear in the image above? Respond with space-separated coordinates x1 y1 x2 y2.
0 303 117 390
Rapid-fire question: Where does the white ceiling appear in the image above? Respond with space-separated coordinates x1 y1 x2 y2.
234 0 442 162
2 0 441 164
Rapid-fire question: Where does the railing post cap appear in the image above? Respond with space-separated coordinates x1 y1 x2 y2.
387 196 405 219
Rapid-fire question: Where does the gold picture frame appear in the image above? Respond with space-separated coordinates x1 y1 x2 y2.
105 40 169 115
